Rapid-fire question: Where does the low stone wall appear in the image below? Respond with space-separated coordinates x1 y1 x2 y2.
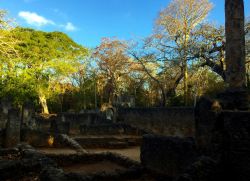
117 108 195 137
19 107 195 138
58 113 103 135
79 123 146 136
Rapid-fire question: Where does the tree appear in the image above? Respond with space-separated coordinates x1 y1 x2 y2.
2 27 88 113
93 38 131 105
130 48 182 107
0 10 17 58
71 55 98 110
190 23 226 80
156 0 213 105
129 0 212 106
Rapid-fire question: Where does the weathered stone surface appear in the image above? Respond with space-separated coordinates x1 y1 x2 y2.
58 113 103 135
0 112 8 130
195 97 218 155
40 167 66 181
79 123 146 136
0 145 57 180
21 129 51 147
117 108 195 137
177 156 219 181
225 0 246 89
5 109 20 148
56 134 88 153
217 88 249 110
51 117 70 134
0 160 22 180
222 111 250 181
141 135 197 178
21 102 35 127
0 129 4 147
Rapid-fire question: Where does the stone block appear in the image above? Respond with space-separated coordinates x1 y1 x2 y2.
5 109 20 148
141 135 197 178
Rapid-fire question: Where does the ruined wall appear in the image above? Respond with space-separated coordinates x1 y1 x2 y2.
195 103 250 181
117 108 195 137
79 123 146 136
18 107 195 138
141 135 197 178
0 113 7 130
222 111 250 181
58 113 103 135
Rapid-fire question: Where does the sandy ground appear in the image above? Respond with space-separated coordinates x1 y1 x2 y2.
38 148 77 155
37 146 141 162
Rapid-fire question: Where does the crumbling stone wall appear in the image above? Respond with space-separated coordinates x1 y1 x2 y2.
79 123 146 136
222 111 250 181
195 98 250 181
117 108 195 137
58 113 103 135
5 109 20 148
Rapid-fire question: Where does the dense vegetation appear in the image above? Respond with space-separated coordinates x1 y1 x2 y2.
0 0 249 113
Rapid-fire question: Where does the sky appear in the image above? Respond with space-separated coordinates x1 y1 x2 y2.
1 0 250 48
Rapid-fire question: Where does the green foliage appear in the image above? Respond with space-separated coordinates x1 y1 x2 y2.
0 26 88 111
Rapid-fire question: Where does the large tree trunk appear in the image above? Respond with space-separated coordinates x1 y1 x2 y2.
39 94 49 114
225 0 246 88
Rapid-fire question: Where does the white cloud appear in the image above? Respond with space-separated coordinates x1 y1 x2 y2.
64 22 77 31
18 11 54 27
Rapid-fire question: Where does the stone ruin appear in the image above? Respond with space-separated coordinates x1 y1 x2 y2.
0 97 249 181
1 1 250 180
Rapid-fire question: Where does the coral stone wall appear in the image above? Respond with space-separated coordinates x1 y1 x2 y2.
222 111 250 181
117 108 195 137
141 135 197 178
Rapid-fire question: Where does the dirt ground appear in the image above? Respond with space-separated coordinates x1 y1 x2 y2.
38 148 77 155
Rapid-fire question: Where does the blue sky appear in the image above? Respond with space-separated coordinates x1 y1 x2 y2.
1 0 250 48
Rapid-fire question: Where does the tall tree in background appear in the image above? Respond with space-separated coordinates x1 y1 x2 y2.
156 0 212 105
0 10 18 61
93 38 131 105
131 0 213 106
156 0 211 105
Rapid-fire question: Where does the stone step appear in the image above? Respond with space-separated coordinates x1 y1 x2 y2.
73 136 142 149
79 123 146 136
